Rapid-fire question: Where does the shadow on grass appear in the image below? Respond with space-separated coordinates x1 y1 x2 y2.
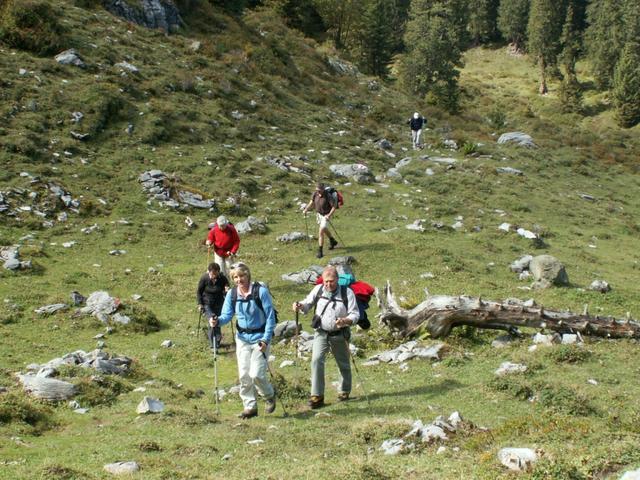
285 378 465 420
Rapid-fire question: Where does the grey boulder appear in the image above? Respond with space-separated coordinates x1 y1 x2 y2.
497 132 536 148
529 255 569 288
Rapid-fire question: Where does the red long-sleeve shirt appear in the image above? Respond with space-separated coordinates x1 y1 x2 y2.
207 224 240 257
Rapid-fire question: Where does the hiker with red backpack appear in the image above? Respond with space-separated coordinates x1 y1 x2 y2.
209 263 277 418
302 182 342 259
206 215 240 277
292 265 359 409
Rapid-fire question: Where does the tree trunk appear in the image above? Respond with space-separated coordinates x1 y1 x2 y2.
378 281 640 339
538 55 548 94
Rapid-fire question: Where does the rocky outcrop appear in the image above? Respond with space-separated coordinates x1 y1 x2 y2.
103 0 183 33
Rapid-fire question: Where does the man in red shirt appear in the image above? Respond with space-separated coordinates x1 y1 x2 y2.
206 215 240 276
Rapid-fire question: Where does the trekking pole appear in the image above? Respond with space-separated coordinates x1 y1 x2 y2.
211 340 221 415
206 246 211 269
261 350 289 418
294 310 300 357
344 336 371 407
196 308 202 338
327 218 347 249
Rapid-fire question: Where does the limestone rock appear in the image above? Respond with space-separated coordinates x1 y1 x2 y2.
529 255 569 288
18 374 76 401
329 164 373 183
235 216 266 234
588 280 610 293
103 461 140 475
136 396 164 414
55 49 85 67
277 232 308 243
495 362 527 376
497 132 536 148
497 448 539 471
34 303 68 315
103 0 182 33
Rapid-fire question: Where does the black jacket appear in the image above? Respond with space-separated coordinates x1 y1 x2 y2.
410 116 425 131
196 273 229 315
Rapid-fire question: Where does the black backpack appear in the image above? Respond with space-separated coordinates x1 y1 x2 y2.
312 285 370 330
230 282 279 324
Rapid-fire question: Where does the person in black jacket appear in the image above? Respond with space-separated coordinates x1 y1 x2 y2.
197 262 230 349
409 112 425 149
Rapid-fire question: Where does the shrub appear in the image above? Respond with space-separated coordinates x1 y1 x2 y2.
546 345 592 364
116 304 161 334
74 375 133 406
0 0 67 56
0 391 56 433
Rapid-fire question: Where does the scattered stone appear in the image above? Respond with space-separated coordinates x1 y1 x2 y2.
380 439 406 455
588 280 610 293
281 266 323 284
103 0 182 32
395 157 413 169
497 132 536 148
495 362 527 376
587 379 598 386
274 320 299 339
328 256 356 266
529 255 569 289
71 111 84 123
70 131 90 141
561 334 579 344
103 461 140 475
17 375 76 401
533 332 561 346
34 303 68 315
378 139 393 150
247 438 264 445
136 396 164 414
279 360 294 368
510 255 533 273
329 164 373 183
492 335 517 348
235 216 266 234
496 167 523 175
111 313 131 325
161 340 173 348
81 291 120 321
516 227 537 239
327 56 359 76
368 342 444 364
261 155 311 175
115 61 139 73
579 193 596 201
109 249 127 256
406 219 425 232
139 170 215 210
497 447 539 471
62 241 77 248
55 49 85 67
277 232 308 243
428 157 457 165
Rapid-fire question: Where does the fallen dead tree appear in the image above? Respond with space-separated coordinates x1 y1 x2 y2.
378 281 640 339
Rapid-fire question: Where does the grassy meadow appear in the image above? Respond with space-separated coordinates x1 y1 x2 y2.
1 1 640 478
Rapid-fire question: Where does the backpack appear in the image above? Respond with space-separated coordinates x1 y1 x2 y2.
312 285 371 330
324 186 344 209
230 282 279 325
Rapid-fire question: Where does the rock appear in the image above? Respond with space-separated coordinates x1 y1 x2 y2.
496 167 524 175
561 334 579 344
109 249 127 256
510 255 533 273
55 49 85 67
329 164 373 183
588 280 610 293
406 219 425 232
161 340 173 348
529 255 569 288
495 362 527 376
235 216 266 234
70 131 90 141
378 139 393 150
277 232 308 243
533 332 561 345
620 469 640 480
274 320 299 338
328 256 356 266
327 56 359 76
516 227 537 239
82 291 119 318
279 360 294 368
18 374 76 401
497 132 536 148
380 439 405 455
70 291 86 306
497 447 539 471
71 112 83 123
395 157 413 169
428 157 457 165
103 461 140 475
190 40 201 52
112 313 131 325
103 0 182 33
115 61 139 73
386 168 402 179
136 396 164 414
178 191 214 209
3 258 20 270
492 335 516 348
34 303 68 315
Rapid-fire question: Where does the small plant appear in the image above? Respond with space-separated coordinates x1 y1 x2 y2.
40 464 90 480
546 345 592 364
74 374 133 406
461 141 478 156
0 0 67 55
0 391 56 433
531 458 586 480
487 104 507 128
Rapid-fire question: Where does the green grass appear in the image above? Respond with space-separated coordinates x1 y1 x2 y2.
1 1 640 478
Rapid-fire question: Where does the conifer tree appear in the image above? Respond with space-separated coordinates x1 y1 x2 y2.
357 0 396 76
527 0 566 94
558 0 585 112
497 0 530 52
612 27 640 127
400 0 468 112
468 0 499 45
312 0 363 49
585 0 627 89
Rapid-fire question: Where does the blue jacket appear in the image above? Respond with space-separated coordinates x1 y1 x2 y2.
217 283 276 344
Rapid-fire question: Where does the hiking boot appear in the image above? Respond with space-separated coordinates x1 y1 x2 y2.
308 395 324 409
265 397 276 414
328 237 338 250
238 408 258 419
316 247 323 259
337 392 350 402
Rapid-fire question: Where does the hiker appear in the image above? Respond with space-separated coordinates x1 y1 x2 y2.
206 215 240 277
292 265 359 409
302 182 339 259
409 112 425 149
196 262 230 350
209 263 276 418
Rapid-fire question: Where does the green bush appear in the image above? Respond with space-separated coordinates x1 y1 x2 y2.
0 391 56 433
0 0 67 56
116 304 161 334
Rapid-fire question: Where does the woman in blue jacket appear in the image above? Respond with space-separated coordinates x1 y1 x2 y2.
210 263 276 418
